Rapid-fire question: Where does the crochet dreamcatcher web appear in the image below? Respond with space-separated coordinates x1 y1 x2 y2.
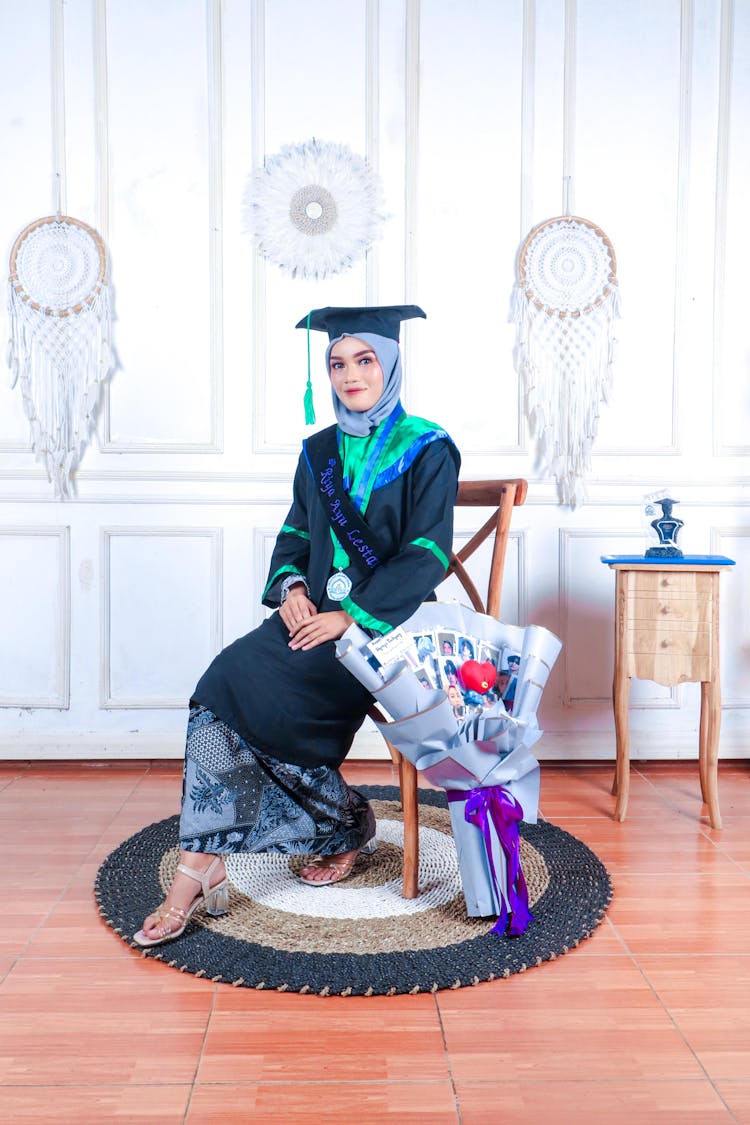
242 138 386 280
7 215 114 497
511 215 620 508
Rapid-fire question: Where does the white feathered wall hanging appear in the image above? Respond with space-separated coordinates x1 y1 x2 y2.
7 214 114 497
512 215 620 508
242 138 386 281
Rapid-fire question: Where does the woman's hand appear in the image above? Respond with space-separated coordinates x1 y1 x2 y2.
288 611 353 651
278 588 317 633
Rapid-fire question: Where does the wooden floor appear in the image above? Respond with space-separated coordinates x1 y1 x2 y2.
0 758 749 1123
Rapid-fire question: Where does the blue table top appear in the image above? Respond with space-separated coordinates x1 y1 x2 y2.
601 554 735 566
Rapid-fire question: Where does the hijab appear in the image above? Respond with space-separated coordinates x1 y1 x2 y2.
325 332 402 437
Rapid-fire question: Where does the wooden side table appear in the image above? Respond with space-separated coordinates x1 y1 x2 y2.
602 556 735 829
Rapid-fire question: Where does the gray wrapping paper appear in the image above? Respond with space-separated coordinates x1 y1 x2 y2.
335 605 561 920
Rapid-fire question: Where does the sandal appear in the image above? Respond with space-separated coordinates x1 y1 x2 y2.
133 856 229 947
298 838 377 887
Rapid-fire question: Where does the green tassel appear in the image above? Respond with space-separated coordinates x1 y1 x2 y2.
304 380 316 426
303 311 316 425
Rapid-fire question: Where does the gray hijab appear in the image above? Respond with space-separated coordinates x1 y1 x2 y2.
325 332 402 437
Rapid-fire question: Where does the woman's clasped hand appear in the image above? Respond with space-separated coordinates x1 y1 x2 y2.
280 588 353 651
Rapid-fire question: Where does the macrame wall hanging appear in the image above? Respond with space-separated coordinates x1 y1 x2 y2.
7 214 114 497
512 215 620 508
242 138 386 280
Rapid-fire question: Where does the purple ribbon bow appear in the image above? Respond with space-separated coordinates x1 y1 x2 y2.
447 785 532 937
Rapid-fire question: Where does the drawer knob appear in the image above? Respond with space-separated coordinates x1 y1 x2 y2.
661 640 669 648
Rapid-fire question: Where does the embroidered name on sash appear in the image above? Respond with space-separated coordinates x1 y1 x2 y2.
319 459 380 568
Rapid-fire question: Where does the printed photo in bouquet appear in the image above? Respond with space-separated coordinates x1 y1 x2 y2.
446 683 465 717
457 637 475 661
442 658 459 688
478 641 501 668
497 652 521 713
413 631 441 688
414 668 435 692
437 631 458 657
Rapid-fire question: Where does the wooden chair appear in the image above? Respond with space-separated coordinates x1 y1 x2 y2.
369 478 528 898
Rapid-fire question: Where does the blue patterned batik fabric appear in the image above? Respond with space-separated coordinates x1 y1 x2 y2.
178 705 375 856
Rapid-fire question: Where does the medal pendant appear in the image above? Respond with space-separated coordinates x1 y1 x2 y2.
326 571 352 602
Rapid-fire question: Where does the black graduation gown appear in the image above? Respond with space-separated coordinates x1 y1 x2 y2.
192 427 460 769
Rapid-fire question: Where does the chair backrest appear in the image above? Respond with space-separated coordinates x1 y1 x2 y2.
445 479 528 619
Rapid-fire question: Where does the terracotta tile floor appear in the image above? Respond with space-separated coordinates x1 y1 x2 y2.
1 758 749 1123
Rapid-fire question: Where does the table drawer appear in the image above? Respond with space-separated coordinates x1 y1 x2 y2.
626 595 712 625
627 571 713 596
625 628 711 657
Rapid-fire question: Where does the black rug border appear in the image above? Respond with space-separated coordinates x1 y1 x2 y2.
95 785 613 996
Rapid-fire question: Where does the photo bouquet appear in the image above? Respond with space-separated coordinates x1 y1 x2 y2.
336 602 562 936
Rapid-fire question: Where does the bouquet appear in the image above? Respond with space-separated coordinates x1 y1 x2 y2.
336 602 561 935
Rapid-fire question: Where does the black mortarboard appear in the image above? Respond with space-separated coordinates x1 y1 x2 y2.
296 304 426 342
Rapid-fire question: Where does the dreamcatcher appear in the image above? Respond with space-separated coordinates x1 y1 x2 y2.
242 138 386 280
511 215 620 508
7 214 113 497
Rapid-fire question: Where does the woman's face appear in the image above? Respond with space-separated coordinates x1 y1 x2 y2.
329 335 384 413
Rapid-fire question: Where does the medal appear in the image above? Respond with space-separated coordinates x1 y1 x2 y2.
326 571 352 602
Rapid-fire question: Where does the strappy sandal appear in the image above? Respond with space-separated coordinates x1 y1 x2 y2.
133 856 229 947
298 838 377 887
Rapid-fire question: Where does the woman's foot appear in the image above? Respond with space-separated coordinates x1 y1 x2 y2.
134 853 227 946
298 838 376 886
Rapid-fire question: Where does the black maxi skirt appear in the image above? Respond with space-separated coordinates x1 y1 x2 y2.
178 612 376 856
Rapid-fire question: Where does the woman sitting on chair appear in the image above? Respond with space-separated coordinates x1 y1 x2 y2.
135 304 460 947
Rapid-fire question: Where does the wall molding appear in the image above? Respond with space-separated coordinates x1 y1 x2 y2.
669 0 695 454
4 726 750 763
99 0 224 454
562 0 576 215
52 0 67 214
0 526 70 708
100 525 223 708
712 522 748 708
251 526 278 628
713 0 742 454
365 0 380 298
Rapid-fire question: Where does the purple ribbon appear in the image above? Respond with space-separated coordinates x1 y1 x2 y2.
447 785 532 938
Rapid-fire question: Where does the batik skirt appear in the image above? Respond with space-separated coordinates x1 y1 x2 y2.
178 705 375 856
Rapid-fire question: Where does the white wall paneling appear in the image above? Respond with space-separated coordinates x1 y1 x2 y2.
712 526 750 708
0 1 55 453
715 0 750 454
100 527 222 707
100 0 223 452
574 0 683 454
416 0 526 453
0 527 70 708
0 0 748 761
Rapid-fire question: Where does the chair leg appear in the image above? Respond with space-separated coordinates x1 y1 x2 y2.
399 756 419 899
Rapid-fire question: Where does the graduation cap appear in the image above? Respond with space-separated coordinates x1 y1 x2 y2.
296 304 426 342
296 304 426 424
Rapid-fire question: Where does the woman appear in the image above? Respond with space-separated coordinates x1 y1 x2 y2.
135 304 460 947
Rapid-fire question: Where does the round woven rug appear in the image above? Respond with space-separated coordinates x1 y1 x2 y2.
95 785 612 996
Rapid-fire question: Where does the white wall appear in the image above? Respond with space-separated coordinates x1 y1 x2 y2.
0 0 748 761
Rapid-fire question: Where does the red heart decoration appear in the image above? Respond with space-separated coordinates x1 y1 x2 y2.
458 659 497 694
